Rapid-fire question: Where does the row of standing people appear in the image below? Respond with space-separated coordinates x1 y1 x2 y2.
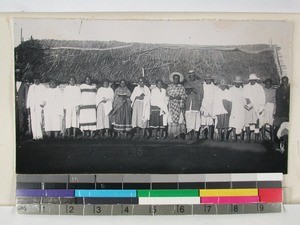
19 70 290 142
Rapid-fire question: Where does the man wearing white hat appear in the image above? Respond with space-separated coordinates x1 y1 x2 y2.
243 73 266 142
228 76 246 141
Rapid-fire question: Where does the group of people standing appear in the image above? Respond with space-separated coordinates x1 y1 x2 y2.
16 69 290 143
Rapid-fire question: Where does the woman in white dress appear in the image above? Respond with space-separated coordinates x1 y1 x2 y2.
79 76 97 139
96 78 114 138
63 76 81 139
130 77 151 139
44 79 64 139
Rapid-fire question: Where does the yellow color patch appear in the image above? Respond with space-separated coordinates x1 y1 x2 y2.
199 189 258 197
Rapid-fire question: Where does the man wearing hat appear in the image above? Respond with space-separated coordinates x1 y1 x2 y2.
213 79 231 141
228 75 246 141
26 74 46 140
243 73 266 142
200 74 217 140
184 70 204 140
166 72 187 139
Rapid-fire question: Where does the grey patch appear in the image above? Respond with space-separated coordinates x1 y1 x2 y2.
112 205 133 215
16 204 40 214
41 204 60 215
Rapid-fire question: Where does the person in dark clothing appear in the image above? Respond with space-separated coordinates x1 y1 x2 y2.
274 76 290 127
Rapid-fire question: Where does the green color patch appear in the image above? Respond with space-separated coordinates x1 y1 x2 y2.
137 189 199 197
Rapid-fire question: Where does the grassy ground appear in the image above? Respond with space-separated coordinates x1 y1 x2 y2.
16 137 287 174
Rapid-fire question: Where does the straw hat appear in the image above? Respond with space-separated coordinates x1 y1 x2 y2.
248 73 260 80
233 75 243 83
204 74 213 80
188 70 196 76
169 72 184 83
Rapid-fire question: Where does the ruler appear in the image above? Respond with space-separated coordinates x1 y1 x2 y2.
16 173 283 215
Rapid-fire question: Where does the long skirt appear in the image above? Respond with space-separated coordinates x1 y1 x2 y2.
79 106 97 131
216 113 230 129
168 111 186 137
97 103 110 129
65 106 79 129
132 100 148 128
113 102 132 132
149 106 164 129
186 110 201 132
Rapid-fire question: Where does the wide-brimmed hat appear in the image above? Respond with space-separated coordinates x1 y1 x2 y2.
248 73 260 80
233 75 243 83
169 72 184 83
204 74 213 80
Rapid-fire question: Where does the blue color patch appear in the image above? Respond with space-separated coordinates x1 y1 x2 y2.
75 190 137 198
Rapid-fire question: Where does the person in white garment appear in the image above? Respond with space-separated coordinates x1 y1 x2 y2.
184 70 203 140
63 76 81 139
149 79 168 140
228 76 246 141
96 78 114 138
200 74 217 140
130 77 151 139
44 79 64 139
243 73 266 142
261 78 276 141
212 79 231 141
79 76 97 139
26 75 46 140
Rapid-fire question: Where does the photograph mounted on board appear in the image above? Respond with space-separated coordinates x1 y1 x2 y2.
14 18 292 174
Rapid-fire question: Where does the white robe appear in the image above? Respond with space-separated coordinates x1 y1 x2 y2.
96 87 114 129
26 84 46 139
44 87 64 132
130 85 151 123
63 85 81 129
150 87 169 126
96 87 114 116
213 88 230 117
200 83 217 125
243 83 266 127
228 86 246 133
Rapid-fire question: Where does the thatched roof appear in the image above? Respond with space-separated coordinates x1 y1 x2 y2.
15 39 282 84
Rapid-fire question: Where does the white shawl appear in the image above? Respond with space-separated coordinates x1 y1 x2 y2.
130 85 151 122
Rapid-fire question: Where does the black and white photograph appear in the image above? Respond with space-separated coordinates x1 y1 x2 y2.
14 18 292 174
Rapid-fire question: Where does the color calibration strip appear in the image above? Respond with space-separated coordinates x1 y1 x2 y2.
16 173 283 215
